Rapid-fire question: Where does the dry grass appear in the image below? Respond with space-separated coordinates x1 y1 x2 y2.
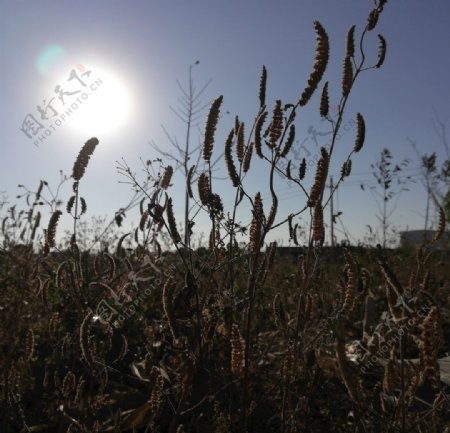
0 2 449 432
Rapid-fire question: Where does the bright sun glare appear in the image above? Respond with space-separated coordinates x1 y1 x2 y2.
62 64 133 138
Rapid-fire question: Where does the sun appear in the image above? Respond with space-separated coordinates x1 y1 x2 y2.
62 64 133 138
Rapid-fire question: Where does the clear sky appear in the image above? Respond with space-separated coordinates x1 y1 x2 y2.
1 0 449 248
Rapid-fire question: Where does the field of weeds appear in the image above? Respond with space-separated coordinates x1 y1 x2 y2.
1 1 450 432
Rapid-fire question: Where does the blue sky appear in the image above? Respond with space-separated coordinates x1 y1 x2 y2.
1 0 449 247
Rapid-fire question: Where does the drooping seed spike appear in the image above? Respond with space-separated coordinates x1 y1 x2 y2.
66 196 76 214
281 124 295 157
254 111 268 158
299 21 330 106
187 165 195 198
166 198 181 243
376 34 387 68
225 129 239 187
354 113 365 153
320 82 329 117
79 197 87 215
367 9 379 31
299 158 307 180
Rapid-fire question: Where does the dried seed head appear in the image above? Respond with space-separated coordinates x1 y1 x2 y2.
273 293 286 329
268 100 283 148
231 324 244 375
139 210 149 231
286 160 292 179
31 211 41 240
335 334 358 400
383 357 395 394
25 329 34 361
299 158 307 180
75 378 85 406
225 129 240 187
166 198 181 243
236 121 245 162
162 276 177 342
79 197 87 215
320 82 329 117
160 165 173 190
354 113 365 152
254 111 267 158
342 248 357 315
433 206 445 242
346 25 356 58
259 65 267 108
300 21 329 106
72 137 99 181
420 306 441 387
376 34 387 68
47 210 62 248
312 202 324 245
341 159 352 178
203 95 223 162
308 147 329 206
67 196 76 214
367 9 379 31
342 55 353 98
281 125 295 157
198 172 210 206
115 334 128 363
149 374 164 412
62 371 76 399
187 165 195 198
80 311 94 366
282 343 295 381
249 193 264 253
243 143 253 173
